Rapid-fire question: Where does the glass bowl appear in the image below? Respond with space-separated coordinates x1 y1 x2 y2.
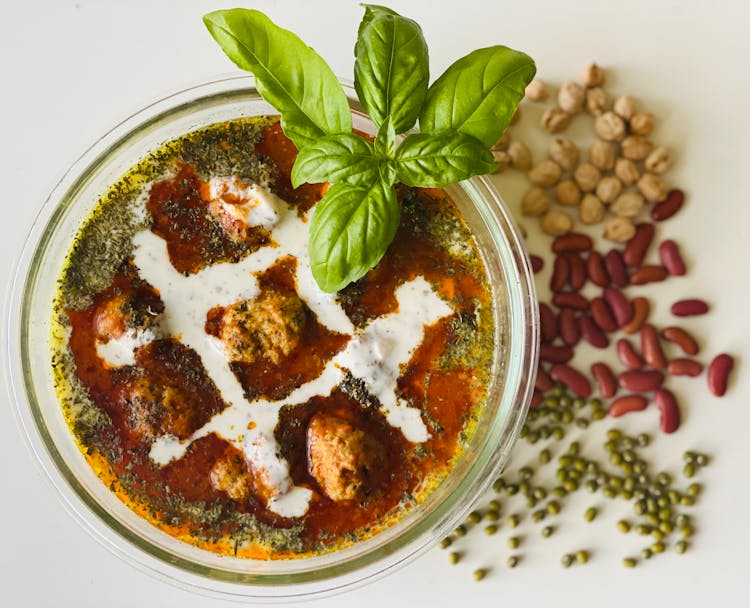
6 75 538 601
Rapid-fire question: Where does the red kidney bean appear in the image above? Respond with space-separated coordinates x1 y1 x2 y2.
618 370 665 391
568 253 587 290
535 367 554 392
579 315 610 348
530 389 543 408
559 308 580 346
661 326 699 356
654 388 680 433
552 232 593 254
629 265 668 285
539 302 559 343
591 362 618 398
623 223 655 267
640 324 667 370
590 297 618 333
586 251 609 287
540 344 574 364
550 255 570 292
530 254 544 274
617 338 644 369
603 287 633 327
605 249 629 287
658 240 686 276
671 299 709 317
708 353 735 397
550 364 592 398
609 394 648 417
667 358 703 377
651 188 684 222
553 292 589 311
623 297 650 335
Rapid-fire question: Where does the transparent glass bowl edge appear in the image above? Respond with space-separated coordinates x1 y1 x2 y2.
4 74 539 601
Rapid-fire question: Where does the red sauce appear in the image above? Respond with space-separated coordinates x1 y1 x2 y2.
148 164 268 275
57 119 494 557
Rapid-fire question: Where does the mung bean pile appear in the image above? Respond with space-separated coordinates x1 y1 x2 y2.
439 386 709 577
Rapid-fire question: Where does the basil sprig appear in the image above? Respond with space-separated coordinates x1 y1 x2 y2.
205 5 536 293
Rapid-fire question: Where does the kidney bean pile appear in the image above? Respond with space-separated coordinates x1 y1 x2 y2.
530 188 735 433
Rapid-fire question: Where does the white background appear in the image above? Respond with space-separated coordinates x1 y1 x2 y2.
2 0 750 606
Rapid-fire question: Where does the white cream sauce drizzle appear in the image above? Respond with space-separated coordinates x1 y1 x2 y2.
131 181 452 518
95 328 155 368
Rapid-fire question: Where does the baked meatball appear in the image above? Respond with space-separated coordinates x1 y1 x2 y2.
93 291 161 342
94 294 130 340
204 176 281 240
307 414 385 502
209 453 253 501
220 291 306 364
122 378 197 440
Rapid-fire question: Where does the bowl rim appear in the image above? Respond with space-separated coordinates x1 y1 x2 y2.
5 73 539 601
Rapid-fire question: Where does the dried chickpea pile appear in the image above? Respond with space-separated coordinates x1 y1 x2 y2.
438 63 736 581
494 63 672 241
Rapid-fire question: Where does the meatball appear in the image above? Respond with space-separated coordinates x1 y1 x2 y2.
204 176 281 240
307 414 386 502
209 453 252 501
94 294 129 340
220 291 306 364
122 378 197 440
93 292 161 342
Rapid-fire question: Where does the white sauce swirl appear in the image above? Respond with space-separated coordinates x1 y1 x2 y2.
132 180 452 517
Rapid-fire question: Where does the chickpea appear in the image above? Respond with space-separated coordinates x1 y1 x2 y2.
581 63 605 88
549 138 579 171
585 87 610 116
595 111 627 141
541 107 572 133
528 160 563 187
556 180 582 206
590 140 617 171
525 79 548 102
521 187 551 216
558 82 585 114
579 194 605 224
614 157 641 186
596 176 623 204
573 162 601 192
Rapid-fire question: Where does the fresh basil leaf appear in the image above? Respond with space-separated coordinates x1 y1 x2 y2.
419 46 536 148
354 9 429 133
379 162 397 189
309 180 400 292
394 131 498 188
374 115 397 159
291 134 380 187
203 9 351 149
355 4 397 56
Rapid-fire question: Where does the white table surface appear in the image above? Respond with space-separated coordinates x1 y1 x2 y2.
2 0 749 606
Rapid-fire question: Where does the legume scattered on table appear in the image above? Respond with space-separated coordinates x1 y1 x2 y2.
439 61 734 576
